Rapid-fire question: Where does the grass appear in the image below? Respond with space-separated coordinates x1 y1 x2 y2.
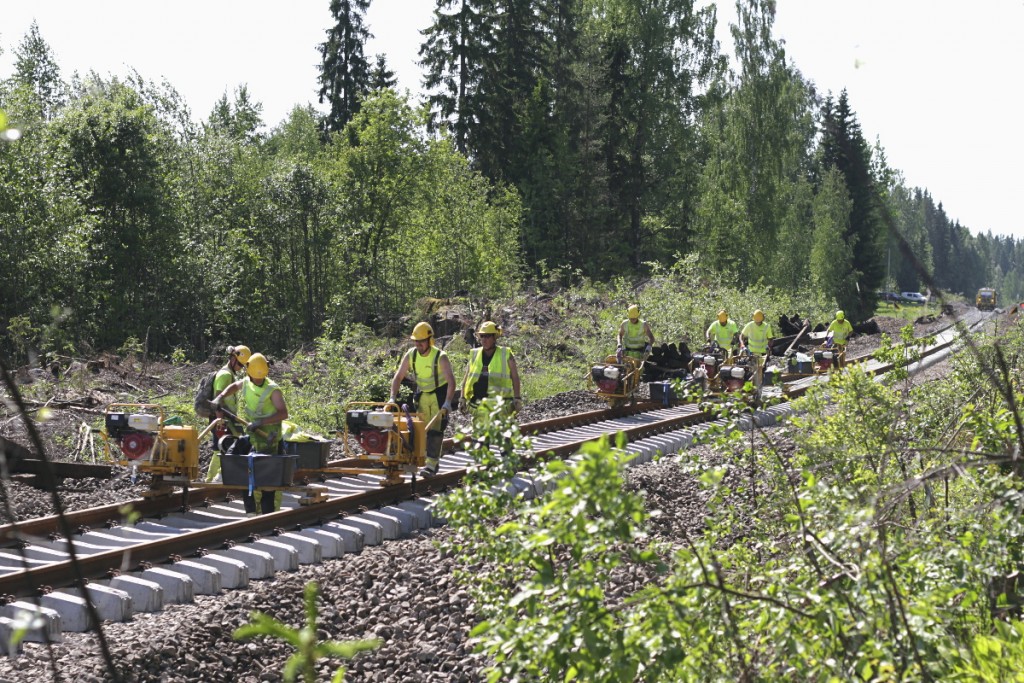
874 301 942 321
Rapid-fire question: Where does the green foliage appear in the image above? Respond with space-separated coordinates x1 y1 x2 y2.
440 428 660 682
0 14 1017 364
234 581 379 683
439 315 1024 680
948 620 1024 682
809 167 856 309
284 324 395 435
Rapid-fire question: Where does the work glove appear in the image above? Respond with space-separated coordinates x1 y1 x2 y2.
513 398 523 412
616 345 623 354
441 400 452 412
210 396 223 411
387 394 397 406
246 418 263 432
644 344 652 354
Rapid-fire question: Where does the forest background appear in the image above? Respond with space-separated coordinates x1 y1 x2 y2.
1 0 1019 365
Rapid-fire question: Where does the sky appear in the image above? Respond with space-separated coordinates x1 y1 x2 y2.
1 1 1021 239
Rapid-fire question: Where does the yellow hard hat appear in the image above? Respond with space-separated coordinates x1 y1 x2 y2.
230 345 252 364
247 353 269 381
836 310 845 321
477 321 502 337
410 322 434 341
753 309 765 323
627 304 640 319
717 310 728 324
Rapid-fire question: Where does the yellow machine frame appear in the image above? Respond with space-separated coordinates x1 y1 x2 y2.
100 403 203 494
339 402 427 486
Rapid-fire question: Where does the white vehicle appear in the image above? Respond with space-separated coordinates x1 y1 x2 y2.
900 291 927 305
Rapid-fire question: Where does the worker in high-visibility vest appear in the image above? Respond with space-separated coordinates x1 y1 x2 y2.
740 309 775 386
389 322 456 477
461 321 522 423
617 304 655 360
706 310 740 356
826 310 854 367
212 353 289 515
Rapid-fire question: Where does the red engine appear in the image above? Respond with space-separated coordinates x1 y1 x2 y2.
719 365 752 392
358 429 389 454
346 409 395 455
120 432 154 460
592 364 622 395
702 355 722 376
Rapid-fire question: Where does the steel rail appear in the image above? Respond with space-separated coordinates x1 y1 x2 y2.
0 404 711 596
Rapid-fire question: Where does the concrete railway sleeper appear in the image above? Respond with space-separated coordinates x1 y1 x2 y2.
0 315 987 646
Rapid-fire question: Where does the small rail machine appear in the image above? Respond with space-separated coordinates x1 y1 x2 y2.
100 403 201 496
342 402 426 486
587 354 645 408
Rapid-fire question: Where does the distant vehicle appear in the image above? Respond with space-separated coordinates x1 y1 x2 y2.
976 287 997 311
901 292 927 305
876 291 901 303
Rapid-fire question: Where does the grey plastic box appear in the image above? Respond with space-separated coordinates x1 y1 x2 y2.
283 440 331 470
221 454 297 488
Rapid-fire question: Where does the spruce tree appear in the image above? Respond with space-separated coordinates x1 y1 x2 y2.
318 0 373 134
9 20 67 120
368 53 398 91
818 90 886 319
420 0 495 154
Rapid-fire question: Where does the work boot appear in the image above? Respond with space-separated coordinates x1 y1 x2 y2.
420 456 440 477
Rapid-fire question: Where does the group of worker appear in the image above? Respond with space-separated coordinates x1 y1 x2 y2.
207 345 290 515
388 320 522 477
704 308 854 371
197 307 854 507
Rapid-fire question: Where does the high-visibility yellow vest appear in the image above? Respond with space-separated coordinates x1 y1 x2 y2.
213 364 239 414
404 346 448 392
707 320 739 348
742 321 773 355
827 319 854 345
622 319 647 350
462 347 514 402
241 377 282 452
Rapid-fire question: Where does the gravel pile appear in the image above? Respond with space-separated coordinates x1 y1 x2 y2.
0 530 486 683
0 469 149 524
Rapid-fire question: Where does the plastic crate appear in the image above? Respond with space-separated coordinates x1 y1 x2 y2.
788 358 813 374
283 440 331 470
649 381 676 403
221 454 297 488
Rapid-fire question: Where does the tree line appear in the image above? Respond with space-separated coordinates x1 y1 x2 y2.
1 2 1019 364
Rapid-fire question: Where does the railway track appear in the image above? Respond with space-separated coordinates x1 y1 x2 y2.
0 316 983 644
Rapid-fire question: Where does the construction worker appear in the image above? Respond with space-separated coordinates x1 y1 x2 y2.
617 304 655 360
705 310 740 356
462 321 522 420
826 310 854 367
389 322 456 476
206 344 251 483
740 309 775 386
211 353 289 515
